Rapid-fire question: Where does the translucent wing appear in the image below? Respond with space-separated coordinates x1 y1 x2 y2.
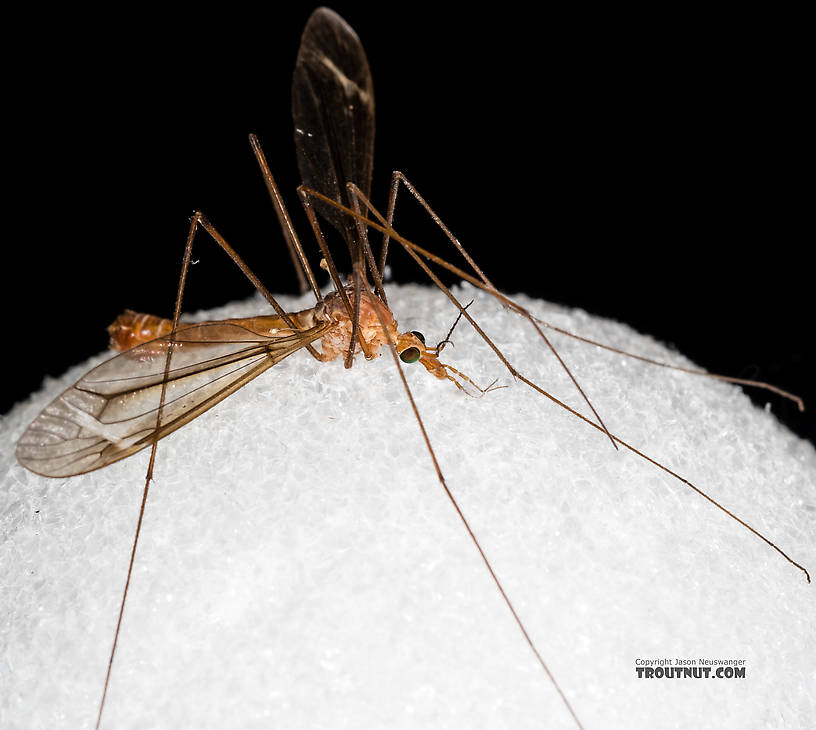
17 320 330 477
292 7 375 256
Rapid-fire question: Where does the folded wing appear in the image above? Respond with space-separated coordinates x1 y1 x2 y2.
17 321 330 477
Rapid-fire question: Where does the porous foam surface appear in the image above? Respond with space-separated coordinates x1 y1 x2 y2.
2 283 815 730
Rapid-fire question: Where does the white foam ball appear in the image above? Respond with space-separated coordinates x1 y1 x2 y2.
2 283 814 729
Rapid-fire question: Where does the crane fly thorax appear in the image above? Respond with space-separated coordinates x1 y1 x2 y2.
317 289 399 362
315 289 484 393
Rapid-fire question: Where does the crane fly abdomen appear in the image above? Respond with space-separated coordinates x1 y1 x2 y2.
108 311 175 352
108 308 322 353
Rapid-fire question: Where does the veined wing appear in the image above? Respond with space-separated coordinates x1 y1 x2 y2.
292 7 375 256
17 320 331 477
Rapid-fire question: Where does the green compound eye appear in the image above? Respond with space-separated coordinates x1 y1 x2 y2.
410 330 426 345
399 346 421 364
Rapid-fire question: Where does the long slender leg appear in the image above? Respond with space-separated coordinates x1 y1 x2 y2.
95 213 198 729
385 173 804 409
94 209 335 728
298 186 811 583
382 171 495 291
296 187 375 363
194 214 323 361
354 179 616 450
384 205 806 409
248 134 312 297
376 173 398 280
340 185 391 367
374 175 618 449
346 266 365 368
530 317 805 409
348 182 388 306
357 267 586 730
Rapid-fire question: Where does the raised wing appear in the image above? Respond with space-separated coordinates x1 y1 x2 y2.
17 320 330 477
292 7 375 257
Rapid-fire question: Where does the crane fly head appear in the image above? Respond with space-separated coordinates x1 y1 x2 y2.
395 329 456 384
397 325 504 398
396 330 426 364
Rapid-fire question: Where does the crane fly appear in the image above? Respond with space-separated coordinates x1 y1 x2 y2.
10 7 813 730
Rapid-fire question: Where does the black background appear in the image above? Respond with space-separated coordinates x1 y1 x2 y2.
7 6 813 444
